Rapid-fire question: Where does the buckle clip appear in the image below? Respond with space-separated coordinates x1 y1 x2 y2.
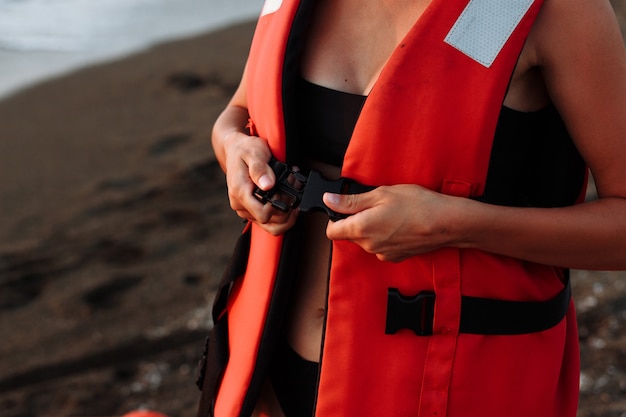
253 158 307 213
253 158 374 221
386 289 436 336
299 170 356 221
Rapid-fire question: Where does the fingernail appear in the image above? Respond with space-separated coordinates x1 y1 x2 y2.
324 193 340 206
259 175 272 190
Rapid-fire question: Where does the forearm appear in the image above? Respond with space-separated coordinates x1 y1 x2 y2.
458 196 626 270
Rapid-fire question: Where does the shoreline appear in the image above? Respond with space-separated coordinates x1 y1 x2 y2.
0 1 261 101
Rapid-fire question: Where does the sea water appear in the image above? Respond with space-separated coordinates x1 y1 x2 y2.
0 0 263 99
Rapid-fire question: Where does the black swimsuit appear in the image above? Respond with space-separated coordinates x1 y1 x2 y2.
271 76 584 417
292 76 585 207
292 76 366 168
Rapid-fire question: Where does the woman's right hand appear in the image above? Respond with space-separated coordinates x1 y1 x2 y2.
223 131 298 235
212 64 297 235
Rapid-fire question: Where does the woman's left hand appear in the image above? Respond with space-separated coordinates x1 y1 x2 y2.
323 184 467 262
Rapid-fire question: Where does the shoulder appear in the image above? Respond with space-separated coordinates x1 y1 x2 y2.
522 0 625 104
528 0 624 66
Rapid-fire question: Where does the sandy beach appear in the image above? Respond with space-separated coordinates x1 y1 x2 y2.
0 21 254 417
1 3 626 415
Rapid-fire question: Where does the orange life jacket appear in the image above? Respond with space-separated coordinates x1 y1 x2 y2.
204 1 583 416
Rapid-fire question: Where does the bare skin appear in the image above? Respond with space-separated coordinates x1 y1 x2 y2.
213 0 626 412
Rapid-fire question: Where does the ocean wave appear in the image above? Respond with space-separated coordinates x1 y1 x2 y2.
0 0 161 51
0 0 262 52
0 0 262 99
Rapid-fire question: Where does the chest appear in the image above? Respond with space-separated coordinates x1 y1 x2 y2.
246 0 545 189
300 0 547 108
299 0 431 94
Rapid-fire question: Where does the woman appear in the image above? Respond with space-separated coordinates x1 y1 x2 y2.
201 0 626 416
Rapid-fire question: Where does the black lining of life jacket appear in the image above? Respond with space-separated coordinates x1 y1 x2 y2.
475 103 587 208
196 223 251 417
475 41 586 209
239 1 316 416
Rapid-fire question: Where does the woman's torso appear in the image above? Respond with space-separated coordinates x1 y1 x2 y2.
285 0 558 363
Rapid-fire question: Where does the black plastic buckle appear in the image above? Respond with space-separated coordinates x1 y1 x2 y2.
253 158 374 221
253 158 307 213
385 289 436 336
299 170 362 221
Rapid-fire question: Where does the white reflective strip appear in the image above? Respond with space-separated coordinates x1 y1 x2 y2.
444 0 534 68
261 0 283 16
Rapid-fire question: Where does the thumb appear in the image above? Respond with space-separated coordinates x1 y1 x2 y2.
249 159 275 191
323 192 367 216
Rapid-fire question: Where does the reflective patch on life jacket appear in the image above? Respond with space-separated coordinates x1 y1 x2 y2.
444 0 535 68
261 0 283 17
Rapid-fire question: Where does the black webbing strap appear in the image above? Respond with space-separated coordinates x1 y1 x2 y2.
386 279 571 336
459 279 572 335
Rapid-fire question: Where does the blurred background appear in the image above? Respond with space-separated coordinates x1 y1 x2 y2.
0 0 261 99
0 1 624 416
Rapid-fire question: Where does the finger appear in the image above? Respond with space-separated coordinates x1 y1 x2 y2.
323 192 371 216
227 170 258 210
244 206 298 236
235 209 254 221
257 202 287 224
235 200 293 229
262 209 299 236
246 152 275 191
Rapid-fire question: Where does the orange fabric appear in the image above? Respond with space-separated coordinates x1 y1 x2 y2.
214 0 581 416
120 411 170 417
214 229 284 416
215 3 298 414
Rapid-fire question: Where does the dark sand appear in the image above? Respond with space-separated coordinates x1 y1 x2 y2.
1 3 625 415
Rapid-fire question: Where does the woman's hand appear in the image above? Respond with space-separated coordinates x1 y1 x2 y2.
323 185 467 262
211 64 298 236
223 131 298 235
